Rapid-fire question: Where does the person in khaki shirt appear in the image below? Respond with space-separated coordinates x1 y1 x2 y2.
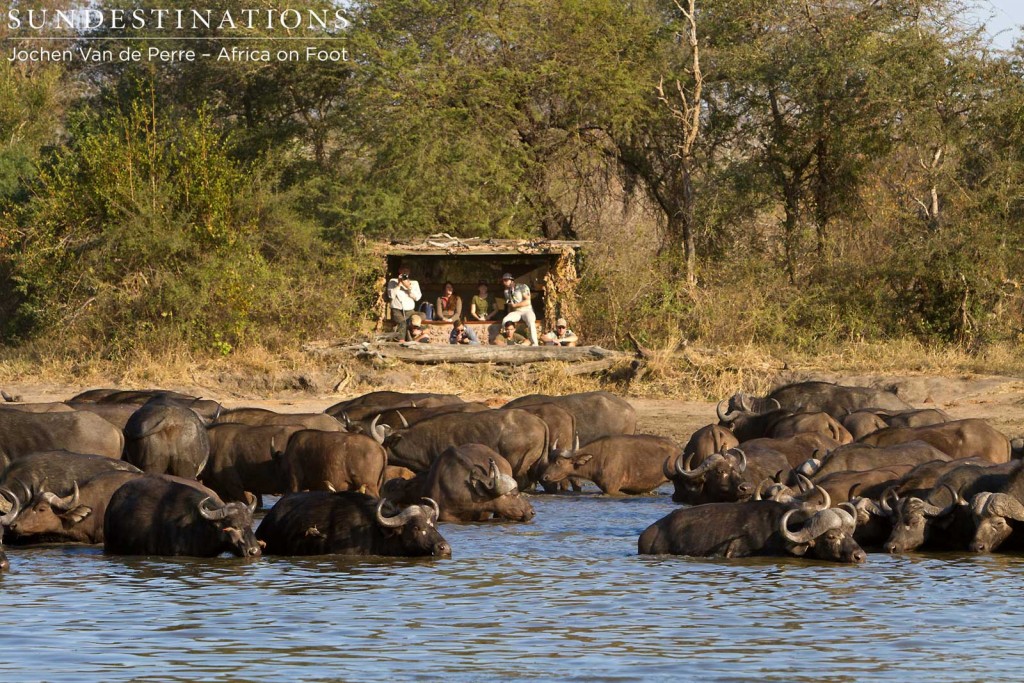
498 320 532 346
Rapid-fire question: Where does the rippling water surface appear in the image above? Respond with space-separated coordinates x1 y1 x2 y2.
3 487 1024 681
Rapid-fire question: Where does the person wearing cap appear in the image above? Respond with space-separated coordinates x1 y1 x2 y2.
386 265 422 341
500 273 538 346
498 320 531 346
407 313 431 343
449 318 480 345
542 318 578 347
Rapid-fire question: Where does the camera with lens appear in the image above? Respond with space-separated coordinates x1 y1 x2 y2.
399 273 409 280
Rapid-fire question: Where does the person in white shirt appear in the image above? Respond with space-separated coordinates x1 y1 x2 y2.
542 318 578 346
500 273 538 346
386 265 422 341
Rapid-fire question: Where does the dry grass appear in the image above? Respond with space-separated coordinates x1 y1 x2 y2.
3 335 1023 404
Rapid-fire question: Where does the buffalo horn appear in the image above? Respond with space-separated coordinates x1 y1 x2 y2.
0 487 20 525
726 448 747 474
198 497 231 521
395 411 409 428
487 459 501 491
768 398 781 411
422 497 441 523
780 507 814 545
717 399 741 424
375 498 409 528
754 478 772 501
880 487 899 515
551 439 559 452
971 491 994 517
675 452 719 480
988 493 1024 522
921 484 959 517
244 491 257 513
795 473 814 493
573 434 580 451
369 414 386 445
42 482 80 512
16 479 32 505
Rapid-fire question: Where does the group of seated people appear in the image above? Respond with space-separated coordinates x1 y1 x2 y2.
391 270 579 346
406 315 578 347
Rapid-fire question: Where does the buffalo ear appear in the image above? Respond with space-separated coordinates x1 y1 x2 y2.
63 505 93 524
573 454 593 467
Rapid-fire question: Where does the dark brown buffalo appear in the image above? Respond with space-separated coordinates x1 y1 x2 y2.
325 392 465 421
969 492 1024 553
124 402 210 478
213 407 343 432
104 475 260 557
0 411 125 467
201 423 306 506
256 491 452 557
722 381 912 421
638 499 865 563
880 461 1019 553
0 451 141 509
377 409 549 488
7 470 142 544
801 440 951 481
893 457 989 498
535 435 679 496
717 405 852 444
279 430 388 496
842 408 951 440
503 391 636 446
857 419 1010 463
668 447 790 505
382 445 534 522
682 424 739 468
0 488 16 570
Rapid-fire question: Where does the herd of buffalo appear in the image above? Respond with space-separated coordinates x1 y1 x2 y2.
0 380 1022 570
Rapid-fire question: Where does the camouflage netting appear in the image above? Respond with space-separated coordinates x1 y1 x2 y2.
542 249 581 335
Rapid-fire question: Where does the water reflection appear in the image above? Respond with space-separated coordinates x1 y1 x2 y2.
3 491 1024 681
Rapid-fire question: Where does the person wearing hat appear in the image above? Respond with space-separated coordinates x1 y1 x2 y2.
386 265 422 341
542 318 578 347
500 273 538 346
498 320 531 346
407 313 431 343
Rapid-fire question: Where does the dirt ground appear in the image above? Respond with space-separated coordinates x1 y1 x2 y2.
4 372 1023 442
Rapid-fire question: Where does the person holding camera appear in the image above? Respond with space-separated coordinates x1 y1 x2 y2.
386 265 422 341
500 273 538 346
449 318 480 345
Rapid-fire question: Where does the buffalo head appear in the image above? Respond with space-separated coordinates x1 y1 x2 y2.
669 448 754 504
375 497 452 557
969 492 1024 554
8 483 90 538
882 484 959 554
198 494 261 558
780 504 865 563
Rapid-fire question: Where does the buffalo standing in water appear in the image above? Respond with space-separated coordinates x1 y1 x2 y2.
257 491 451 558
104 475 261 558
124 400 210 477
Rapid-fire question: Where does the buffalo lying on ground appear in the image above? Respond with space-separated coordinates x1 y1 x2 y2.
535 435 679 496
842 408 951 440
256 491 452 557
721 381 912 422
214 408 343 432
799 440 951 481
382 445 534 522
638 499 865 563
104 475 261 557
